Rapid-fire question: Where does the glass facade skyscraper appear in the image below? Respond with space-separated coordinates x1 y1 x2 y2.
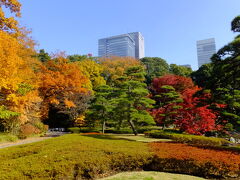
98 32 145 59
197 38 216 68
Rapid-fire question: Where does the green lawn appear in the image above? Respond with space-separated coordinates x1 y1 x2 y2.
110 134 172 143
0 134 152 180
100 171 205 180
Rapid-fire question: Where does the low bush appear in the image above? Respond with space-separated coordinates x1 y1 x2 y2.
0 134 152 179
67 127 81 133
104 127 161 134
105 128 133 134
0 133 18 143
79 127 101 133
18 123 41 139
137 126 162 133
32 121 48 133
145 130 229 147
68 127 102 134
148 142 240 178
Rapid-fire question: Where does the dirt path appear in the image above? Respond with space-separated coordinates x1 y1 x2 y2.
0 132 67 149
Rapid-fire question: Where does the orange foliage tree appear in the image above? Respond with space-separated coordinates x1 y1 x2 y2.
38 56 92 127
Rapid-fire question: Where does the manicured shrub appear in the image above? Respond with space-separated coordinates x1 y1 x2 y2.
0 134 152 179
137 126 162 133
18 123 41 139
105 128 133 134
79 127 101 133
145 130 230 147
67 127 81 133
0 133 18 143
149 142 240 178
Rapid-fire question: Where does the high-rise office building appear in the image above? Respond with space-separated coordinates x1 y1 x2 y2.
197 38 216 68
98 32 145 59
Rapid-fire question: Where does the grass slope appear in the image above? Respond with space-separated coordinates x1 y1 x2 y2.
0 134 152 179
100 171 205 180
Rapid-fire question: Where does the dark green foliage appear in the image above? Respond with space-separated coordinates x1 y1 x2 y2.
191 63 213 88
113 66 155 135
68 127 101 133
231 15 240 32
151 85 183 128
169 64 192 77
68 54 94 62
0 106 20 133
140 57 169 85
145 130 230 147
87 85 114 133
0 134 152 179
36 49 51 62
192 16 240 130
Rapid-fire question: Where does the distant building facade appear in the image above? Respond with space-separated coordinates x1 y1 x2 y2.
98 32 145 59
197 38 216 68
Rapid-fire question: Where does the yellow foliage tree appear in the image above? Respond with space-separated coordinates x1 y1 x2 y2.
0 0 21 34
99 56 143 85
0 30 42 132
75 59 106 90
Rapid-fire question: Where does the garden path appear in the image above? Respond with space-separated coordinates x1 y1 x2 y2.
0 132 66 149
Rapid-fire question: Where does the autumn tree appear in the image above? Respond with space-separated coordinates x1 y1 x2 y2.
75 59 106 90
150 74 219 134
38 56 91 127
174 87 218 135
0 29 42 133
151 74 195 94
0 0 21 34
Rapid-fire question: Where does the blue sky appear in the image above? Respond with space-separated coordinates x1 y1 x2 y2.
18 0 240 70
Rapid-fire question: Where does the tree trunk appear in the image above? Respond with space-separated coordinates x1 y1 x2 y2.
102 119 105 134
128 120 138 136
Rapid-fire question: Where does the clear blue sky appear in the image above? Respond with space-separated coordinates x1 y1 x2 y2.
18 0 240 70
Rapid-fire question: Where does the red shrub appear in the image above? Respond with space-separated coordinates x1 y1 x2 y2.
149 142 240 178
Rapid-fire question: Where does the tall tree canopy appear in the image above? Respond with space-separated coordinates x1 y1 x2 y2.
169 64 192 77
140 57 169 85
192 15 240 130
99 56 142 86
38 56 91 126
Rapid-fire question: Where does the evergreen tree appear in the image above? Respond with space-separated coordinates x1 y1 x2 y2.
87 85 113 133
114 66 155 135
